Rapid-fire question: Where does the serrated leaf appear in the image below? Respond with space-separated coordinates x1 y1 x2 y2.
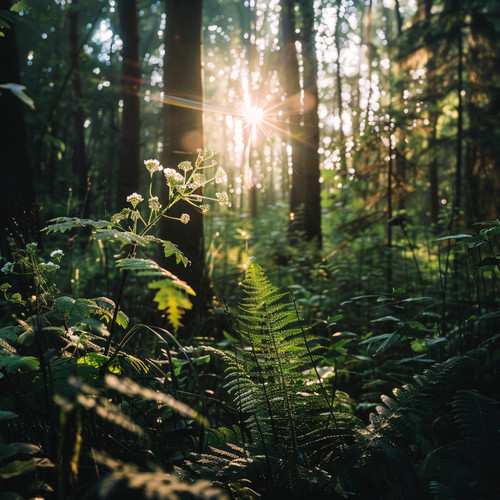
149 282 193 332
55 296 96 320
95 229 149 246
44 217 112 234
0 354 39 373
0 326 21 343
92 297 129 329
10 1 29 13
162 240 190 267
77 352 121 374
118 259 194 295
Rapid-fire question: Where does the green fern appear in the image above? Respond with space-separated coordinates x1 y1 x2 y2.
191 260 358 497
424 389 500 499
230 259 337 452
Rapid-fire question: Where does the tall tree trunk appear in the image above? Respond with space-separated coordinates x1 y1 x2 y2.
117 0 141 210
298 0 322 247
334 0 347 179
281 0 321 247
68 0 88 211
160 0 207 332
453 0 463 217
0 0 37 256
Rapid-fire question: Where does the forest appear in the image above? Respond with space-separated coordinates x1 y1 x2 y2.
0 0 499 498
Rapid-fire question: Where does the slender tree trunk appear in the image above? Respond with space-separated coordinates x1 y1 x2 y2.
281 0 321 247
117 0 141 210
334 0 347 179
298 0 322 247
160 0 207 331
454 0 463 216
68 0 88 210
0 0 38 256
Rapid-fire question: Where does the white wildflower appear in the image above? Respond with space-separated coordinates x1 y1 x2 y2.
144 159 163 174
1 262 14 273
126 193 144 209
164 168 184 186
40 262 60 271
216 192 229 205
180 213 190 224
178 161 193 172
215 167 227 184
50 249 64 258
188 173 206 190
148 196 162 212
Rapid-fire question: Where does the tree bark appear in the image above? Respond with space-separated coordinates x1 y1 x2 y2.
117 0 141 210
160 0 207 331
281 0 322 247
0 0 38 256
68 0 88 210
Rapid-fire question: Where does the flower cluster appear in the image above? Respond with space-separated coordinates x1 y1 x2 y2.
144 159 163 175
119 148 228 229
1 261 14 274
148 196 162 212
126 193 144 209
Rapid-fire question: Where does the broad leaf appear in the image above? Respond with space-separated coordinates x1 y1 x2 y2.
149 280 193 332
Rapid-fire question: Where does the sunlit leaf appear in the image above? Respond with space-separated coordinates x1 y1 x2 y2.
77 352 121 374
0 83 34 109
44 217 112 234
0 459 36 479
149 281 193 332
162 240 190 267
55 296 96 320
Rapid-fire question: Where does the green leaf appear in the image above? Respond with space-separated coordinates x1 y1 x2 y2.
16 329 34 347
117 258 194 295
0 83 34 110
94 229 149 246
93 297 129 329
55 296 96 321
162 240 190 267
0 411 18 421
0 326 21 343
0 353 39 373
44 217 112 234
370 315 401 323
10 1 29 13
77 352 121 374
0 459 36 479
148 280 193 332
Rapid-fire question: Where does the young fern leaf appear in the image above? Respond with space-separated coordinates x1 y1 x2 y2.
231 259 334 455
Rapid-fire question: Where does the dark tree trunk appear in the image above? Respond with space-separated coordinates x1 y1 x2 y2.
68 1 88 210
160 0 207 332
334 0 347 179
298 0 322 247
281 0 322 247
117 0 141 210
0 0 38 257
454 0 463 217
